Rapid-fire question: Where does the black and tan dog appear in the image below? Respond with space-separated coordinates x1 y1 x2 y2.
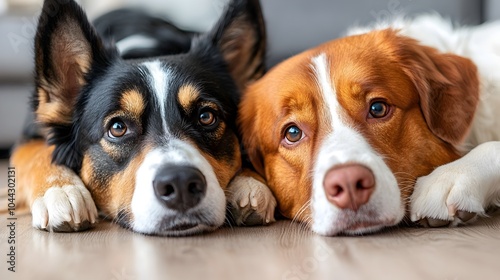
10 0 276 236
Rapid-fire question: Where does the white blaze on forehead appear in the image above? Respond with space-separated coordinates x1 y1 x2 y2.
311 53 341 127
142 61 171 135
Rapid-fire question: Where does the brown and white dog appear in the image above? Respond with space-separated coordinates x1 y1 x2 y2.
11 0 276 236
239 15 500 235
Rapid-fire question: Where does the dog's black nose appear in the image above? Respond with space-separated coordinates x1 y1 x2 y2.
153 166 206 212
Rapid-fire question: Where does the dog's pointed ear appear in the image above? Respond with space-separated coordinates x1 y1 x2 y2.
34 0 112 127
397 33 479 145
33 0 115 170
204 0 266 90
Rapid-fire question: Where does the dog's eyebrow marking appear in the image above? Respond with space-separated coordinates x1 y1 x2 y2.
120 90 145 117
142 61 171 135
311 53 341 128
178 84 200 112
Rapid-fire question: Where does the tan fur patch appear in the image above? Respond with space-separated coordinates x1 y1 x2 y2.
80 154 94 187
212 122 227 142
178 84 200 112
106 147 150 217
199 135 241 190
80 153 111 212
99 139 122 161
36 87 73 125
81 145 151 219
10 140 66 207
120 90 145 118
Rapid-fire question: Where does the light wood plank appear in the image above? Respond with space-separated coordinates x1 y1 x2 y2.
1 210 499 280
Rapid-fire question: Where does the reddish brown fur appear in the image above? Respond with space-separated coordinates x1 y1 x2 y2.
239 29 479 221
240 49 321 218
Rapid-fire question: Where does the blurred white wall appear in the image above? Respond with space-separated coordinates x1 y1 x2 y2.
0 0 6 14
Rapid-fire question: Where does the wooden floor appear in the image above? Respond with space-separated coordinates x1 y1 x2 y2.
1 159 500 280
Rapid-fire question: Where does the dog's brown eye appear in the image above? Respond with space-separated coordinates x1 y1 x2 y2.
109 120 127 138
199 111 216 126
285 126 302 143
369 101 389 118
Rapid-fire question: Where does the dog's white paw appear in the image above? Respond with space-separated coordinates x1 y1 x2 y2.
410 164 486 227
227 175 277 226
31 177 98 232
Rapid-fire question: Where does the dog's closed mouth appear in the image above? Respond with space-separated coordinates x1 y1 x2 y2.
325 213 398 235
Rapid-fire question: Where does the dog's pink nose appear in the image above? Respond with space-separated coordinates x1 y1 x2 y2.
323 165 375 211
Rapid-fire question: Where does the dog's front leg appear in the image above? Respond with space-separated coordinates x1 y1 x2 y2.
226 169 277 226
10 140 98 232
410 141 500 227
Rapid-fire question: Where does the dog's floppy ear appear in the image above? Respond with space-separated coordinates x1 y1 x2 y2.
33 0 113 169
238 85 265 177
397 33 479 145
202 0 266 91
